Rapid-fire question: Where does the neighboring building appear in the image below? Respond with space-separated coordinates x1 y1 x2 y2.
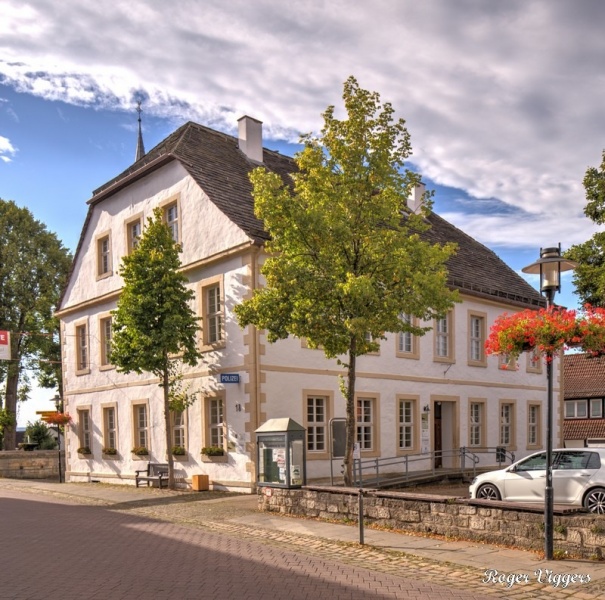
57 116 551 491
563 353 605 447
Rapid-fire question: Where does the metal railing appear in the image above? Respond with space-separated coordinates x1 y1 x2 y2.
352 446 516 489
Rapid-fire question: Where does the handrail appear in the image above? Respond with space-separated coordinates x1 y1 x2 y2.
352 446 516 489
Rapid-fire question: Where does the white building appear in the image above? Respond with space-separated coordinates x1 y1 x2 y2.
57 117 552 491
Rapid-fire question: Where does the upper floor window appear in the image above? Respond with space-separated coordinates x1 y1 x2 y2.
591 399 603 418
434 312 454 361
468 312 486 366
527 347 542 373
75 323 89 373
164 202 180 243
99 316 112 367
96 233 112 278
200 276 224 348
396 313 419 358
127 218 142 254
565 399 588 419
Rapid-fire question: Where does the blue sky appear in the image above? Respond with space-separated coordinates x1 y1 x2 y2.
1 0 604 424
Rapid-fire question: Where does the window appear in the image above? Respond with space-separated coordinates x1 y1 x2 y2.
498 353 517 370
75 323 88 372
398 399 414 450
516 452 547 472
591 399 603 418
469 401 484 447
96 233 112 277
164 201 180 243
171 411 186 448
204 397 224 448
133 404 149 450
78 409 91 450
396 313 419 358
207 286 222 343
528 404 541 447
434 312 454 361
468 312 486 366
356 397 374 451
127 218 142 254
499 403 515 447
527 347 542 373
307 396 327 452
200 276 225 348
565 400 588 419
103 406 117 451
99 316 112 367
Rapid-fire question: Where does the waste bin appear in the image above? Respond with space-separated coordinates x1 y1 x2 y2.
192 474 209 491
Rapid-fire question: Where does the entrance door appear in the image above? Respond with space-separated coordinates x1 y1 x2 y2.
434 402 442 468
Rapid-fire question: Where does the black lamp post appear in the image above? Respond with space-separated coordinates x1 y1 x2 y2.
522 244 576 560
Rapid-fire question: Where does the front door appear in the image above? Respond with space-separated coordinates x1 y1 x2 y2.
434 402 442 469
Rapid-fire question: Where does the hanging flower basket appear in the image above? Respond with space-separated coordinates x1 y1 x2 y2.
486 305 605 360
45 412 73 426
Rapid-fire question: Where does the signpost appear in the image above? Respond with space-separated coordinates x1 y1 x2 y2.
0 331 10 360
220 374 240 384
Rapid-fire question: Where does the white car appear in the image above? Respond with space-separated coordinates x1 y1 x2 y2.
469 448 605 514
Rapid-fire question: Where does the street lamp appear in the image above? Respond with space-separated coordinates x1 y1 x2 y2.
522 244 576 560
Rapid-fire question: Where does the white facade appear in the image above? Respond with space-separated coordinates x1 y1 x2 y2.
58 122 555 491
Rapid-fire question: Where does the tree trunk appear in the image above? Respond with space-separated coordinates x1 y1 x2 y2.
343 338 357 487
2 368 19 450
162 367 175 490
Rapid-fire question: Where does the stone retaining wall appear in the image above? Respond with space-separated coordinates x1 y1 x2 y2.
258 485 605 559
0 450 64 479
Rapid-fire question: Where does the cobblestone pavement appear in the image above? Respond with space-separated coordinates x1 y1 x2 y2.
1 480 604 599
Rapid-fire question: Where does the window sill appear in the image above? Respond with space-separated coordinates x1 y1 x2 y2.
200 341 226 353
102 453 119 460
99 364 115 372
75 368 91 376
96 271 113 281
131 453 150 461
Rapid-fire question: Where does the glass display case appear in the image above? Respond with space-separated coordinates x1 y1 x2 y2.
256 418 306 488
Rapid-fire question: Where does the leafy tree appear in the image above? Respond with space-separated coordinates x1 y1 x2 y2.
110 208 201 489
235 77 458 485
566 151 605 307
0 199 71 450
24 419 56 450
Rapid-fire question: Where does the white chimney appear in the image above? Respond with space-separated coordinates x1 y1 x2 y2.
238 115 263 163
407 182 426 213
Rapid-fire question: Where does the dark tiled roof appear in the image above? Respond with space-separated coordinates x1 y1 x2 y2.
86 121 543 309
563 419 605 440
564 353 605 398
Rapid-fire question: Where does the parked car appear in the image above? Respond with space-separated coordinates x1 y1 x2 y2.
469 448 605 514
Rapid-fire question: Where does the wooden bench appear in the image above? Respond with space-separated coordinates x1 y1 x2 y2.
135 463 169 489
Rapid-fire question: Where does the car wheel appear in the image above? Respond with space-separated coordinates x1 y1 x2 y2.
476 483 501 501
584 487 605 514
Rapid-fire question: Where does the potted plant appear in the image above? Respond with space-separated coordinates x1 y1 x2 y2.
131 446 149 456
45 412 73 427
77 446 92 455
102 447 118 456
171 445 186 456
201 445 227 462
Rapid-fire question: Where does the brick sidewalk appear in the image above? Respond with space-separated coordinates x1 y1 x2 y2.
1 480 604 599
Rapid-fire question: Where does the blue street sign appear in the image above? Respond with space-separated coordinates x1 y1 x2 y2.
220 374 240 384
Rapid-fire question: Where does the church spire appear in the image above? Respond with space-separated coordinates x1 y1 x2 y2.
135 101 145 162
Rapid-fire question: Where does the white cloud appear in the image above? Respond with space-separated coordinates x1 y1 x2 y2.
0 135 17 162
0 0 604 250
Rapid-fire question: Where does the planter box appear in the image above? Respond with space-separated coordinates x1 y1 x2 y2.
77 453 93 459
192 474 209 491
131 453 149 461
201 454 227 463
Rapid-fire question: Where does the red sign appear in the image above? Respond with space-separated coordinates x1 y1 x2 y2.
0 331 10 360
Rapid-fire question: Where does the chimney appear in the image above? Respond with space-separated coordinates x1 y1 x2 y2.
238 115 263 162
407 182 426 213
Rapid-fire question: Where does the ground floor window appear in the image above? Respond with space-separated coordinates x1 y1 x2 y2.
103 406 117 451
356 397 374 451
133 404 149 450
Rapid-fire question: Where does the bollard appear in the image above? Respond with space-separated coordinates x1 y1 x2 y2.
358 488 364 545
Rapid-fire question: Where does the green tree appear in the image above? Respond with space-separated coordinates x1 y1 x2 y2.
24 419 57 450
566 151 605 307
0 199 71 450
235 77 458 485
110 208 201 488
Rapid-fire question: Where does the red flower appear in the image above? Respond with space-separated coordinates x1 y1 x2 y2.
45 412 72 426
